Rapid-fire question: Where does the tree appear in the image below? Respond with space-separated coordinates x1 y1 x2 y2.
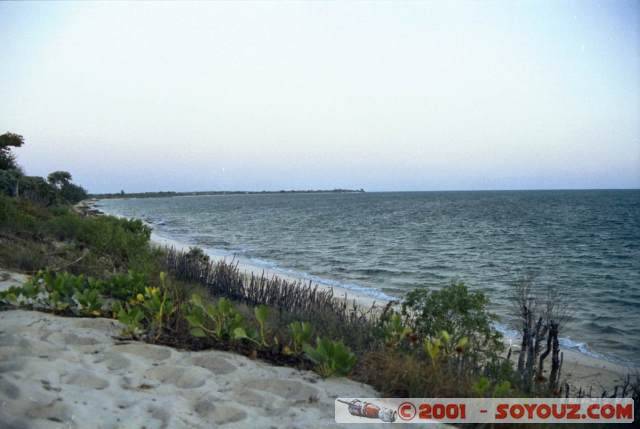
18 176 58 206
0 170 21 196
47 171 73 189
0 132 24 170
59 182 88 204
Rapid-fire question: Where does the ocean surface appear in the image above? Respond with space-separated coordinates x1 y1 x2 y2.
97 190 640 365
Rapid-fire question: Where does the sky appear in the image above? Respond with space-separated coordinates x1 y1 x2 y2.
0 1 638 193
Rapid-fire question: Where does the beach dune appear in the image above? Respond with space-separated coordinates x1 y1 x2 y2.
0 309 383 429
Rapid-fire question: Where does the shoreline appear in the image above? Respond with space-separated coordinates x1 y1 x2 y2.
92 200 638 393
150 233 638 394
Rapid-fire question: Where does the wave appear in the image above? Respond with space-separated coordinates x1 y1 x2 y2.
147 227 397 302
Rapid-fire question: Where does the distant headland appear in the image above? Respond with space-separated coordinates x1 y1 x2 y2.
91 188 365 199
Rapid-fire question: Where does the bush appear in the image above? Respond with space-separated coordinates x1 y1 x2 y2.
0 194 19 225
76 216 152 270
401 281 504 366
356 349 473 398
42 212 83 241
102 271 148 300
0 194 157 276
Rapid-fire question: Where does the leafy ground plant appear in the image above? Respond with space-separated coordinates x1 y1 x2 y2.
254 304 270 346
186 294 245 341
288 321 313 354
73 287 103 316
113 301 145 337
304 337 357 377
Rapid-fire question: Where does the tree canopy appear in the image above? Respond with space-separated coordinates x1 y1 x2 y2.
47 171 73 188
0 132 24 170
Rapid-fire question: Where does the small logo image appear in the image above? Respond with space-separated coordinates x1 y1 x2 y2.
397 401 417 421
337 399 397 423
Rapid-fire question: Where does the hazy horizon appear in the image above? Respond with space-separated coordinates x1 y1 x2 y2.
1 1 639 193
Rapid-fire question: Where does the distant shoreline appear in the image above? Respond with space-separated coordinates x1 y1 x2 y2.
91 188 365 199
90 188 639 200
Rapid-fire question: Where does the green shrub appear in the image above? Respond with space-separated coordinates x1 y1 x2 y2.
70 215 152 271
402 281 503 365
42 212 82 241
101 271 148 301
0 194 38 233
303 337 357 377
380 311 412 348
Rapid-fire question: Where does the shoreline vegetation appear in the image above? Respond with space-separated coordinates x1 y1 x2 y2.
1 133 639 427
92 188 365 200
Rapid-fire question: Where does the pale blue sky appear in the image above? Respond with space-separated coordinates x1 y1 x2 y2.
0 1 638 192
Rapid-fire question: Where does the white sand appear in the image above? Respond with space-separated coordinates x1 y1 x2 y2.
0 309 386 428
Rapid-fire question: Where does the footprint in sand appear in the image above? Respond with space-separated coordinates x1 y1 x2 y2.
145 365 208 389
94 352 131 371
0 377 21 400
49 332 100 346
114 343 172 361
26 399 71 423
194 398 247 425
62 370 109 390
241 379 320 400
189 354 237 375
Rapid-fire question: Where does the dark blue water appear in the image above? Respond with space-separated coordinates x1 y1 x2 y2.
98 190 640 365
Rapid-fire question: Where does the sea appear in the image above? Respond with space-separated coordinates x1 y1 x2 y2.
97 190 640 366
